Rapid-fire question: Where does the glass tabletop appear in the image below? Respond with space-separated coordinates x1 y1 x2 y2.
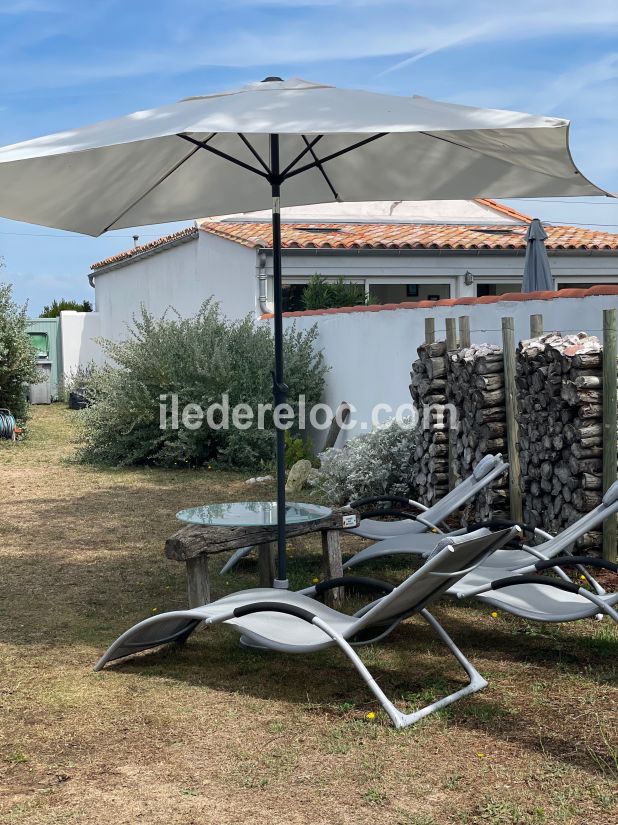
176 501 332 527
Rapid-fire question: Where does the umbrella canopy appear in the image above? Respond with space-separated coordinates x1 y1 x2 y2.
522 218 554 292
0 77 609 235
0 77 610 587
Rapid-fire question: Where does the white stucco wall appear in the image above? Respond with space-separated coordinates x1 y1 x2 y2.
93 233 258 343
280 291 618 448
59 310 104 379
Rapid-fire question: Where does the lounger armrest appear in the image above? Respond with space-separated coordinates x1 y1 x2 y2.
533 557 618 576
349 495 427 511
233 601 317 623
314 576 395 597
465 519 536 538
489 575 580 594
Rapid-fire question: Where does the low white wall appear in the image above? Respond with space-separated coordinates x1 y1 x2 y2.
281 290 618 447
59 311 104 380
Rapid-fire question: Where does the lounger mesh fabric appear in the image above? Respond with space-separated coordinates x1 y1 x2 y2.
95 527 518 729
347 454 507 541
344 479 618 571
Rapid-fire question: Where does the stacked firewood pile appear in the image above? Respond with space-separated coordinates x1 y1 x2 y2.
447 344 510 522
517 332 614 549
409 341 450 505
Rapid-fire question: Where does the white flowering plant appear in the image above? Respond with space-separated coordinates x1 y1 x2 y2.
316 418 418 505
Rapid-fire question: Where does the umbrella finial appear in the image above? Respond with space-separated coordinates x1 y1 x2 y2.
262 76 283 82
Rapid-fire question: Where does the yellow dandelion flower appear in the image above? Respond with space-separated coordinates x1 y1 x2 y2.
477 752 485 758
491 611 498 618
366 711 376 720
312 577 319 584
580 575 587 581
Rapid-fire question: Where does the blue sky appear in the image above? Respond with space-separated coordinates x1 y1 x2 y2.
0 0 617 314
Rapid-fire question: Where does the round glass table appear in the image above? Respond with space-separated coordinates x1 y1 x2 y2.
176 500 332 527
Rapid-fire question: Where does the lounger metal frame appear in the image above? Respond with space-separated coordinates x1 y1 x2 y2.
95 528 517 729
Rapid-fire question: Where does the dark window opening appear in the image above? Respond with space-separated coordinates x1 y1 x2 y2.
476 283 521 297
282 284 307 312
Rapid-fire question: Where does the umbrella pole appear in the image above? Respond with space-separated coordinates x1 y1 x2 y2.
270 133 288 588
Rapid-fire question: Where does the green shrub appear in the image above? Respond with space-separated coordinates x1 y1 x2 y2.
284 429 316 469
41 298 93 317
0 283 39 423
76 301 327 469
302 275 378 310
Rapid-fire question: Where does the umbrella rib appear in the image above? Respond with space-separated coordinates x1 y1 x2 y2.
418 130 559 176
283 133 388 180
178 134 270 179
300 136 339 201
281 135 324 177
101 142 203 233
236 134 271 175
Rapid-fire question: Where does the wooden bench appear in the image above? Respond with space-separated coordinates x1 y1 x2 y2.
164 507 359 608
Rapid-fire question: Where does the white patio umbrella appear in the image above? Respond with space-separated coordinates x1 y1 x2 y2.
0 77 610 587
522 218 554 292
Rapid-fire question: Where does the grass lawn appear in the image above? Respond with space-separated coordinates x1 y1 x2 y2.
0 405 616 825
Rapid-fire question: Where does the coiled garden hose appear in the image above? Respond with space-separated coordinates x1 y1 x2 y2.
0 409 17 439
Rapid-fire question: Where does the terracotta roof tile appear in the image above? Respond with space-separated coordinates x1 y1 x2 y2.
198 221 618 252
90 208 617 271
90 227 198 270
474 198 532 222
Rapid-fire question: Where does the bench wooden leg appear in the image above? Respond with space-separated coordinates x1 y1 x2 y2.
186 555 210 607
258 541 276 588
321 529 343 607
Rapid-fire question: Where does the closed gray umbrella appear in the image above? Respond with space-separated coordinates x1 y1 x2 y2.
522 218 553 292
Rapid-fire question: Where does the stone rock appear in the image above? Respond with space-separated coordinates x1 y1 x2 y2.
285 460 313 494
245 475 274 486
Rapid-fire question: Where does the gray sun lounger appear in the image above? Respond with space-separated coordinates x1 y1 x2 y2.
344 479 618 573
449 554 618 624
95 527 518 729
220 454 507 575
345 454 508 541
221 455 508 575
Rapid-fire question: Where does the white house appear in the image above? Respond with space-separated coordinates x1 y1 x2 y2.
72 200 618 446
88 199 618 343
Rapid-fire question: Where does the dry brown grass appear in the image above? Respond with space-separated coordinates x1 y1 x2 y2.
0 405 616 825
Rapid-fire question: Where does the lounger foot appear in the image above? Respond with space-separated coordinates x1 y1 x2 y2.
312 608 488 729
380 673 488 729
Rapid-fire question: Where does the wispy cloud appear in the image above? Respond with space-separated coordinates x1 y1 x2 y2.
528 52 618 115
1 1 617 92
380 3 618 74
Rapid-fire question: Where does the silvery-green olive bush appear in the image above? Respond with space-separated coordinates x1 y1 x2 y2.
316 418 418 505
76 300 326 469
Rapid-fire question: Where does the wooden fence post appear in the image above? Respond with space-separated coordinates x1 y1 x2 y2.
445 317 457 352
424 317 435 345
529 314 544 338
602 308 617 562
502 317 523 523
458 315 471 348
